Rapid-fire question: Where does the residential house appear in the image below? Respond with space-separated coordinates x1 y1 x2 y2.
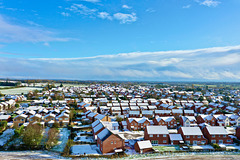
153 116 177 129
13 114 28 127
202 126 233 144
134 140 153 153
178 127 208 145
197 115 217 126
144 126 169 144
127 118 150 131
169 134 184 145
180 116 197 127
97 128 125 154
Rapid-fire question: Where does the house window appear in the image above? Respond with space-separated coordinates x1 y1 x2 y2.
186 136 190 138
198 136 201 138
111 141 113 144
186 141 190 144
227 140 231 142
65 118 68 120
212 135 215 138
150 134 153 137
114 141 116 144
163 134 166 137
163 140 166 143
211 140 216 143
151 140 158 144
157 135 159 137
60 118 62 120
201 141 205 144
219 140 223 144
21 119 24 121
51 118 54 120
223 135 226 137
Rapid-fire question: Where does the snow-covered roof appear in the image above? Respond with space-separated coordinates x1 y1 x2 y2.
95 114 105 120
184 110 194 114
181 127 203 135
97 128 112 141
206 126 228 135
169 134 183 141
136 140 152 150
128 118 149 124
93 122 104 133
92 119 101 128
146 126 168 135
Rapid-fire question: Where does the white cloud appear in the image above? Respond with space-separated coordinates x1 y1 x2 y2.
221 71 240 79
0 15 71 43
183 5 191 9
113 12 137 24
196 0 221 7
61 12 71 17
2 45 240 81
146 8 156 13
122 5 132 9
43 42 50 46
66 4 97 15
98 12 112 20
212 53 240 66
80 0 100 3
162 71 193 79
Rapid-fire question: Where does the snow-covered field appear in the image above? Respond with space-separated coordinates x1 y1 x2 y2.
0 129 15 147
51 128 70 152
71 145 100 155
0 87 42 94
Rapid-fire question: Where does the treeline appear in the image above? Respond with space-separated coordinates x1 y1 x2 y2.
0 82 20 86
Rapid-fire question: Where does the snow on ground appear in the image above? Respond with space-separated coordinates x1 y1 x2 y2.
73 130 94 143
51 128 70 152
71 145 100 155
73 136 94 143
0 129 15 147
0 151 67 159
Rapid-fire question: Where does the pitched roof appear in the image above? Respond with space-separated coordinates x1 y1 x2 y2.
180 127 203 135
97 128 112 141
146 126 169 135
136 140 152 149
169 134 183 141
206 126 228 135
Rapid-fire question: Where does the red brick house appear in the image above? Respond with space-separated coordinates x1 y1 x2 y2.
144 126 169 144
236 126 240 140
180 116 197 127
153 116 177 129
178 127 208 145
196 115 217 126
169 134 184 145
184 110 194 116
127 118 150 131
128 111 141 118
155 110 172 117
97 128 125 154
202 126 233 144
134 140 153 153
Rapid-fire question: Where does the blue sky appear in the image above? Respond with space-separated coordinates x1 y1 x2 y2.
0 0 240 81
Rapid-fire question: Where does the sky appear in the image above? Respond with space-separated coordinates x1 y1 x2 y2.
0 0 240 81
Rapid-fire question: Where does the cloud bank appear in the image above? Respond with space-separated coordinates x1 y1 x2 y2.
1 45 240 81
